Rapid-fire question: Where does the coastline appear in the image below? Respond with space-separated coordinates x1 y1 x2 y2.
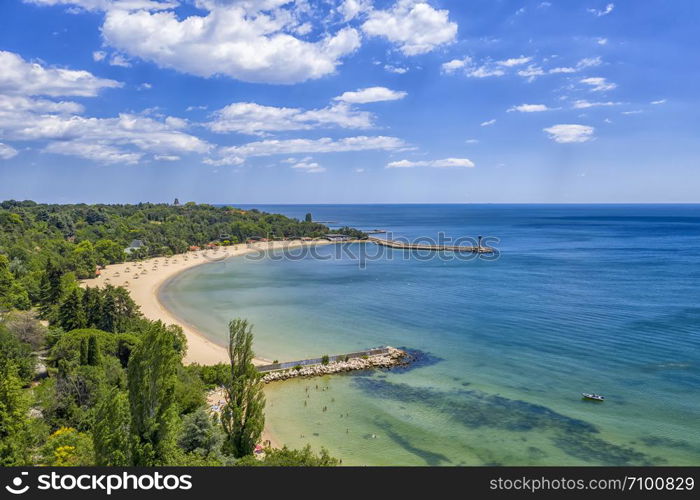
81 240 331 366
81 240 334 451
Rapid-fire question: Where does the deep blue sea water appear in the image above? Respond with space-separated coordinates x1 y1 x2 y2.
160 205 700 465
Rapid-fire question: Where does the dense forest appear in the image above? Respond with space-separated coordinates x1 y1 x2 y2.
0 201 344 466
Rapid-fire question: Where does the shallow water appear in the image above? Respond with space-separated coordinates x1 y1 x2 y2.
160 204 700 465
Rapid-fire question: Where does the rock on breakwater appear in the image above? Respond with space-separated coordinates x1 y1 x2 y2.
261 347 413 383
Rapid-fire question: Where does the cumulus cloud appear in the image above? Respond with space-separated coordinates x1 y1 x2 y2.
549 56 602 74
287 157 326 173
543 124 595 143
206 101 375 135
337 0 371 22
98 1 361 84
0 143 19 160
480 119 496 126
580 76 616 92
497 56 531 67
587 3 614 17
386 157 474 168
207 135 407 166
154 154 180 161
508 104 551 112
572 100 621 109
0 89 209 164
384 64 408 74
334 86 407 104
362 0 458 55
441 57 471 74
24 0 179 11
517 65 545 82
0 50 121 97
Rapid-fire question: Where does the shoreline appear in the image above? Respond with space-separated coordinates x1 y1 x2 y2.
81 240 335 450
81 240 332 365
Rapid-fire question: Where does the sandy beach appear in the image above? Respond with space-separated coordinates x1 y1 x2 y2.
81 240 330 366
81 239 333 450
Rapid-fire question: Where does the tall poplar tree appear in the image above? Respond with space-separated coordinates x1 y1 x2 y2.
93 387 132 466
221 319 265 458
127 321 179 466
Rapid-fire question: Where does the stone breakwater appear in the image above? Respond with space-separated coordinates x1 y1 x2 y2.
261 347 412 383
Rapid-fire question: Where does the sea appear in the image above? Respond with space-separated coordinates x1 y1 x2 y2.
159 204 700 465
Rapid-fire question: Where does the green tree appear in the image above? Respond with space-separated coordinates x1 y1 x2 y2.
70 240 97 278
87 335 101 366
0 255 30 311
39 259 64 318
235 445 339 466
178 407 223 459
0 361 31 465
58 288 86 332
82 287 103 328
93 388 132 466
221 319 265 458
80 338 89 365
127 321 180 466
305 212 313 222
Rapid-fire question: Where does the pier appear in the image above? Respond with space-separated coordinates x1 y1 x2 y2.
257 346 412 383
367 236 495 253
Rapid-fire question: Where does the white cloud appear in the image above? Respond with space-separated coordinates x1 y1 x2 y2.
0 50 121 97
468 65 506 78
24 0 179 12
97 2 361 84
497 56 531 67
581 76 616 92
362 0 458 56
597 37 608 45
0 143 19 160
154 154 180 161
465 138 479 144
387 157 474 168
543 124 595 143
384 64 408 74
0 94 84 114
549 56 602 74
517 65 545 81
651 99 667 105
44 141 142 164
572 100 621 109
338 0 371 22
480 119 496 127
334 86 407 104
587 3 614 17
508 104 551 113
208 135 407 165
109 54 132 67
92 50 106 61
622 110 643 115
288 157 326 173
441 57 471 74
206 101 374 135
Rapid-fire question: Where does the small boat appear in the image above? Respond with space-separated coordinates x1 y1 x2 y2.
581 392 605 401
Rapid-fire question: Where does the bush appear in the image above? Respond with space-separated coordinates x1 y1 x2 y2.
321 355 330 365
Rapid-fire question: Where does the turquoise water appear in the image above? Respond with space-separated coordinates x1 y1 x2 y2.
160 205 700 465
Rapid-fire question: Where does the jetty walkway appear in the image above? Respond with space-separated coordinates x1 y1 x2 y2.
367 236 495 253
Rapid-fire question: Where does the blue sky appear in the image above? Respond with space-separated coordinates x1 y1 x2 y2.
0 0 698 204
